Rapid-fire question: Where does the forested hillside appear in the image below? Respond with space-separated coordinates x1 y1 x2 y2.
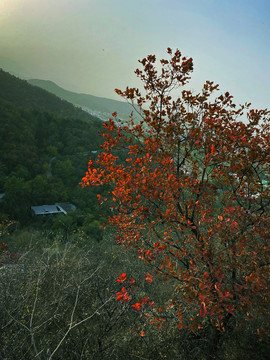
0 69 101 123
0 70 105 229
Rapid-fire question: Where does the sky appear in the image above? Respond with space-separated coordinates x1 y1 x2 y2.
0 0 269 109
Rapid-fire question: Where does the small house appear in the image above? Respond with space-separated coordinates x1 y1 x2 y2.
31 204 67 216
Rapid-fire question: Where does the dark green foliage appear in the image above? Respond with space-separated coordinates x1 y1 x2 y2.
0 100 102 176
0 71 105 225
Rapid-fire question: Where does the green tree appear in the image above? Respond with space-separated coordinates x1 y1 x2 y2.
2 176 31 221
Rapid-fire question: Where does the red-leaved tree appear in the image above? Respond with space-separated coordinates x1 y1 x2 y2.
82 49 269 336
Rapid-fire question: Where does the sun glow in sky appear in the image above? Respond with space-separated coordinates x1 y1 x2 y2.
0 0 269 109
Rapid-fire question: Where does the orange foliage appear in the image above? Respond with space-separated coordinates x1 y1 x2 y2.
82 48 270 332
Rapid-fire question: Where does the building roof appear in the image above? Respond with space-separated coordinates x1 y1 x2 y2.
31 204 67 216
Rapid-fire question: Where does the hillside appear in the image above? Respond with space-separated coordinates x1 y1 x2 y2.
0 70 104 224
28 78 138 122
0 69 101 124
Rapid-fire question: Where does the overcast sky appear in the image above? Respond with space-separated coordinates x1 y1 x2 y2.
0 0 269 109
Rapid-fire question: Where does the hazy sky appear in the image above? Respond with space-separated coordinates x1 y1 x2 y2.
0 0 269 109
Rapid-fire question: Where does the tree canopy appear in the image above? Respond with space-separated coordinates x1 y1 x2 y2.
82 48 270 337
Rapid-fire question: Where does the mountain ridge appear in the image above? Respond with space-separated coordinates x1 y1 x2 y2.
0 69 101 124
27 78 137 122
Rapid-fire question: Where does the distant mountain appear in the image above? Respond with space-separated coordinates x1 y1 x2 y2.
0 69 101 124
27 79 138 122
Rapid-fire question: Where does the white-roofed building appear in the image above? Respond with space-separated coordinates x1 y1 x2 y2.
31 204 67 216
